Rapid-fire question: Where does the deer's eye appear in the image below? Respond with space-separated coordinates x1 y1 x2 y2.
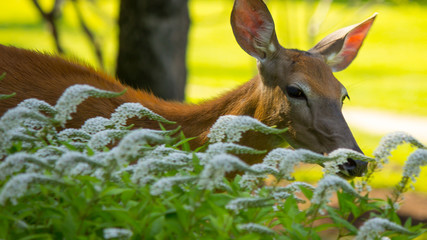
286 86 306 100
342 94 350 104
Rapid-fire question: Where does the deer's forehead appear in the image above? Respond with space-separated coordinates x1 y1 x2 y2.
286 51 344 98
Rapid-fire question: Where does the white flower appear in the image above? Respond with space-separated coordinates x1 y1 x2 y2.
239 163 279 189
81 117 114 134
354 180 372 193
198 142 264 165
198 154 254 189
262 148 373 179
262 148 318 180
112 129 165 164
35 147 64 164
208 115 286 143
69 163 92 176
103 228 133 239
110 102 174 127
0 173 65 205
0 106 49 130
325 149 373 175
355 217 412 240
150 176 196 196
143 144 181 157
55 152 105 174
373 132 425 165
238 223 275 235
54 84 125 126
226 197 273 213
58 128 91 142
88 129 129 151
271 191 292 201
8 128 38 142
311 175 360 208
206 142 265 155
17 98 57 116
0 153 53 180
282 182 315 192
402 149 427 183
131 153 192 185
92 168 108 181
267 183 313 203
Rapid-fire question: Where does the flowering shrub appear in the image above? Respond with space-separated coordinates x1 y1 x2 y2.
0 85 426 239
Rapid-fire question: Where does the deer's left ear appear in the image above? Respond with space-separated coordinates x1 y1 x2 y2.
309 13 377 72
231 0 280 61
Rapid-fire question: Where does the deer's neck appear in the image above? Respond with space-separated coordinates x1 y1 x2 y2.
132 76 286 154
165 77 262 141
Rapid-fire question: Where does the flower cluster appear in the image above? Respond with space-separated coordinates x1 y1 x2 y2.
226 197 274 213
311 175 360 209
54 84 125 126
198 154 255 189
402 149 427 183
0 84 423 239
0 173 65 205
208 115 286 143
238 223 275 235
355 217 413 240
110 102 175 127
373 131 426 167
0 84 177 204
103 228 133 240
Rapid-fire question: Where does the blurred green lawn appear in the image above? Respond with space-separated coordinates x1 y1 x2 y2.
0 0 426 192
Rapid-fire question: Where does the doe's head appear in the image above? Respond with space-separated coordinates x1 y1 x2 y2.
231 0 377 178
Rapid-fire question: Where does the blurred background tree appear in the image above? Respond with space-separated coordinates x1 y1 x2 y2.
116 0 189 101
31 0 189 101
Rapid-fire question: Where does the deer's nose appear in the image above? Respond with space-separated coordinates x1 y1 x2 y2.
339 158 368 178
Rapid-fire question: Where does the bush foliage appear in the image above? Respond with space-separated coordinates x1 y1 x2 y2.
0 84 426 240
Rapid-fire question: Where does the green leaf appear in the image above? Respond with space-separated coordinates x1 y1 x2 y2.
314 223 339 232
404 217 413 228
0 92 16 100
299 185 314 200
173 134 196 151
191 153 203 174
326 207 358 234
59 141 78 151
101 187 133 197
337 191 360 218
19 234 53 240
282 196 299 217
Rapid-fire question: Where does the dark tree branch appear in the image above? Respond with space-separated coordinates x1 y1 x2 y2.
71 0 105 70
31 0 64 53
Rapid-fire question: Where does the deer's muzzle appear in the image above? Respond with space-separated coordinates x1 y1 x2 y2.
338 158 368 179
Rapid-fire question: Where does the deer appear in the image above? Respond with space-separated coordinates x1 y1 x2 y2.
0 0 376 178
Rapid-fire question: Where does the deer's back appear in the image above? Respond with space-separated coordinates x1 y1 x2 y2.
0 45 158 128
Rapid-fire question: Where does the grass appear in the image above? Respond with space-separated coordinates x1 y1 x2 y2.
0 0 426 192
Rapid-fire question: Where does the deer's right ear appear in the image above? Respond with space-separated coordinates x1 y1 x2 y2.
309 13 377 72
231 0 280 61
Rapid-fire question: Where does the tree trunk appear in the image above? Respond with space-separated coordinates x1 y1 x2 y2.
116 0 189 101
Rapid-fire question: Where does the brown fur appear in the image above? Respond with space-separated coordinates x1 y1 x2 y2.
0 45 284 163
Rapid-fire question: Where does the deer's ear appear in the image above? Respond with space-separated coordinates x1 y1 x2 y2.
309 13 377 72
231 0 280 61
